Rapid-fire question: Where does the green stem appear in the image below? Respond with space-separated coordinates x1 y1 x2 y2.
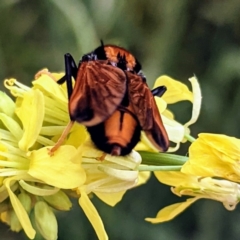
139 151 188 166
184 134 196 143
138 165 181 171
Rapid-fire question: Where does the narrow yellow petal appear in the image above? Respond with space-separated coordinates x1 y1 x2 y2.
79 190 108 240
0 91 15 117
4 177 35 239
153 75 193 104
145 197 199 223
16 89 44 151
28 146 86 189
184 76 202 128
19 180 59 196
0 113 23 140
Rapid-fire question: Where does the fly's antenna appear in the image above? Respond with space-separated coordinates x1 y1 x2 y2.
100 40 104 47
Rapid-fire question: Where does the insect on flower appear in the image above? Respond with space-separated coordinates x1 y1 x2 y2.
50 41 169 156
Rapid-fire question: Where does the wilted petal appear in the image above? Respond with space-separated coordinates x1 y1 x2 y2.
162 115 185 143
98 166 138 181
184 76 202 128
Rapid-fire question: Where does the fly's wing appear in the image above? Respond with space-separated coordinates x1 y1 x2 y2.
69 61 127 126
126 71 169 151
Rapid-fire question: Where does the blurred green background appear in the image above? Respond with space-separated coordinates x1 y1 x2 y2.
1 0 240 239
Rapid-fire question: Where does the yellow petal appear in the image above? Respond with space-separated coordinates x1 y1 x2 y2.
138 171 151 185
94 191 125 207
79 189 108 240
162 109 174 119
153 75 193 104
4 177 36 239
182 134 240 181
65 124 89 148
16 89 44 151
134 141 151 152
199 133 240 160
154 171 196 187
145 197 199 223
154 97 167 112
32 75 67 103
28 146 86 189
138 132 159 152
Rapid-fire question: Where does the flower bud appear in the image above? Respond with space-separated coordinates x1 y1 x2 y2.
10 209 22 232
34 201 58 240
18 192 32 214
43 190 72 211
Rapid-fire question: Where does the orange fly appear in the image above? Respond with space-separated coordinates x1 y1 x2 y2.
51 41 169 156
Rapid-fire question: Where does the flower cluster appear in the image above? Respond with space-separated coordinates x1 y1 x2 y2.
0 71 193 239
0 69 238 240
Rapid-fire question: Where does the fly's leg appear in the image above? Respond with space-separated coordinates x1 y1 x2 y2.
49 54 78 155
57 53 78 100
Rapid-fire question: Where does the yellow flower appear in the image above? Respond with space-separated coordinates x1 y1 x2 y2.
146 171 240 223
0 76 86 239
77 140 143 240
136 75 201 153
181 133 240 182
2 70 151 240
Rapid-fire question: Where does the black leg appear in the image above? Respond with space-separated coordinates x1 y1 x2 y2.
151 86 167 97
57 53 78 100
